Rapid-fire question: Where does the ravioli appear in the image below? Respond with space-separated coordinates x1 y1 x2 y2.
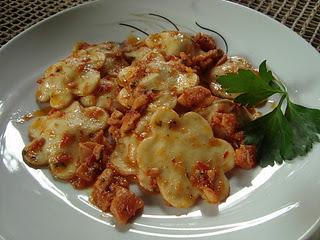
23 31 258 224
23 102 109 180
145 31 195 56
208 56 254 99
137 109 235 208
36 42 127 109
118 49 198 93
110 135 139 175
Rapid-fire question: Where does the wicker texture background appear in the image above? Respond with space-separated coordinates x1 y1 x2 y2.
1 0 320 51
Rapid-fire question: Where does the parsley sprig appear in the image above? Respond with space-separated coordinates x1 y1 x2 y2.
218 61 320 167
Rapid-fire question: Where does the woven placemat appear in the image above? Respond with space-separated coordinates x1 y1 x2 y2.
1 0 320 51
230 0 320 52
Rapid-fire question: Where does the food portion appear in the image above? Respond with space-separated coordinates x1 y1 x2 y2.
208 56 254 99
36 42 127 109
137 109 235 208
23 31 260 224
23 102 109 180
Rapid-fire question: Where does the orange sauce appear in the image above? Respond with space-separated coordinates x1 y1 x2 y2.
17 107 52 124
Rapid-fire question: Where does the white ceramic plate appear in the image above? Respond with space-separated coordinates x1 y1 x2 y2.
1 0 320 239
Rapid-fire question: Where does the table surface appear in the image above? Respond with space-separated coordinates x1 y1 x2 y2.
1 0 320 51
0 0 319 239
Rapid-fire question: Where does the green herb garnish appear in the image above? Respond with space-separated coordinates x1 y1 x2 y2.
218 61 320 167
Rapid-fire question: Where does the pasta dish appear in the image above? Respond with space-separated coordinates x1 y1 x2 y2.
22 31 258 224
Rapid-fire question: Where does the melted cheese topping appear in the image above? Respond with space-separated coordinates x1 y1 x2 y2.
137 109 234 208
